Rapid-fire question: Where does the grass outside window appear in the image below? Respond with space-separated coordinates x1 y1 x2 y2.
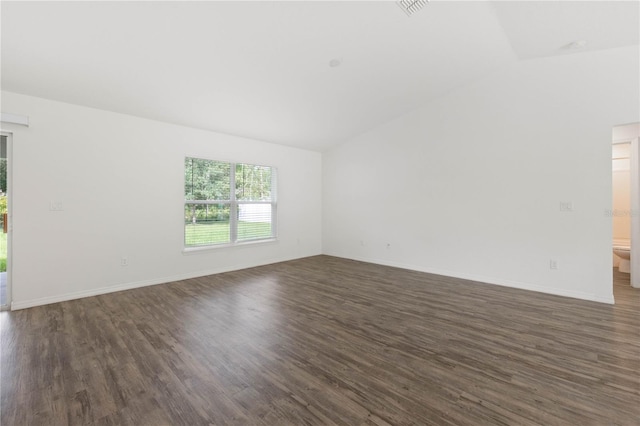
185 220 272 246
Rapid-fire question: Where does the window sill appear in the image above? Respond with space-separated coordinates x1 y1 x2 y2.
182 238 278 255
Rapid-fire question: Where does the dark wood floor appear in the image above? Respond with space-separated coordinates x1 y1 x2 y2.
1 256 639 425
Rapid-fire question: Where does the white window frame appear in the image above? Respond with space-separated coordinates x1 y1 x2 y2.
183 157 277 251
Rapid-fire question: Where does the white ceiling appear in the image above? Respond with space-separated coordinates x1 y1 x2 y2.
493 1 639 60
1 1 638 151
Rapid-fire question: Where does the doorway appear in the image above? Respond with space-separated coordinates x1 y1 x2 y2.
612 123 640 291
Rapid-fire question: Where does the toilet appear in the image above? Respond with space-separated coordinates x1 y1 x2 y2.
613 239 631 273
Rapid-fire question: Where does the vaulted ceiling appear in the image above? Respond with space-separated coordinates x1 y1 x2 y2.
2 1 638 151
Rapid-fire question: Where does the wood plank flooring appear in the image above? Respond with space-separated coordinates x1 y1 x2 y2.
1 255 639 425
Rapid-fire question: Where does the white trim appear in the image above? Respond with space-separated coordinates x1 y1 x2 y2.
326 253 615 305
182 237 277 254
10 253 310 311
0 132 12 311
10 251 614 310
630 137 640 288
0 113 29 127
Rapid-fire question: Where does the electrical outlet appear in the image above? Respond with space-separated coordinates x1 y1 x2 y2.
386 243 391 249
550 260 558 270
121 257 129 267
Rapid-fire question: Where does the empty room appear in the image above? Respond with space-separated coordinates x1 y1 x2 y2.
1 1 639 425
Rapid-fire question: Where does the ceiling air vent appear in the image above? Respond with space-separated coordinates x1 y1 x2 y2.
397 0 429 17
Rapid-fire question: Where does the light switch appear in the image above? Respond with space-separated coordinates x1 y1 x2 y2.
49 201 64 211
560 202 573 212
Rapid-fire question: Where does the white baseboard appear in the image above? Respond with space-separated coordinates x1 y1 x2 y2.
11 254 315 311
10 251 615 310
326 253 615 305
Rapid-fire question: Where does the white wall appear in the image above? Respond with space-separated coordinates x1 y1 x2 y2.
323 46 639 304
1 91 322 309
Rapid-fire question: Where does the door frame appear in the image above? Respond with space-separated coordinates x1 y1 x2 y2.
612 123 640 289
0 131 12 310
631 136 639 288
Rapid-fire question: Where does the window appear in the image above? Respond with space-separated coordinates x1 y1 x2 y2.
184 157 277 247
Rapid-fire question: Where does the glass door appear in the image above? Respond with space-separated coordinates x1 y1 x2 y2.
0 134 9 310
